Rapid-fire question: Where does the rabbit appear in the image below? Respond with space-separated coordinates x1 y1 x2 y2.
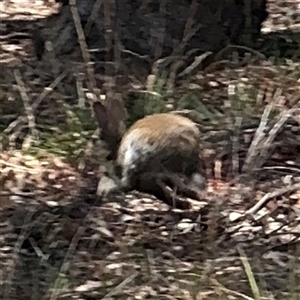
93 97 207 209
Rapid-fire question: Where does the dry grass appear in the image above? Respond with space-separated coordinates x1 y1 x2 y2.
1 0 300 299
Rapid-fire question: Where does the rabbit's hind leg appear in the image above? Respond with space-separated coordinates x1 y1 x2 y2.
162 173 205 201
136 172 191 209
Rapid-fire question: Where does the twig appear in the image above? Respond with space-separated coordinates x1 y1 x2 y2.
4 70 68 135
103 0 114 78
254 107 297 169
121 49 149 61
113 17 122 74
13 69 38 150
150 56 179 77
146 249 158 279
238 247 261 300
177 51 212 78
230 183 300 224
263 218 300 238
164 0 201 89
242 88 280 173
101 271 138 299
0 159 41 173
166 59 185 93
69 0 98 100
262 165 300 174
49 225 86 300
7 124 27 150
214 44 266 62
171 0 200 57
75 72 85 108
84 0 104 36
47 189 102 300
149 0 202 91
246 183 300 216
232 117 243 177
154 0 167 61
211 278 255 300
0 32 31 40
3 210 36 300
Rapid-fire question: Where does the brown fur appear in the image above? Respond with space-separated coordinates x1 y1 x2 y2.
93 99 207 209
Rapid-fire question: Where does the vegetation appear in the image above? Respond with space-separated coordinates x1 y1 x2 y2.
0 1 300 300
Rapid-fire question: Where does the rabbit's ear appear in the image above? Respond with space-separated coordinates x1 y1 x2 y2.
93 96 126 132
93 101 109 130
93 98 127 161
108 96 126 123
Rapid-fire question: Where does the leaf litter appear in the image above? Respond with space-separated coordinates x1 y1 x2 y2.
0 0 300 299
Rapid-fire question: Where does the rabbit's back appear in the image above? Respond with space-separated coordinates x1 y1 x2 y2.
117 113 205 188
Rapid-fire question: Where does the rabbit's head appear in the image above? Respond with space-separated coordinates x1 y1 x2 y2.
93 97 126 161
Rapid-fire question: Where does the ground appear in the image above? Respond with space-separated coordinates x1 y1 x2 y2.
0 1 300 299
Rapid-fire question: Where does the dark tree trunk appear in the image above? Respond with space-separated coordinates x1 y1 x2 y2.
34 0 268 64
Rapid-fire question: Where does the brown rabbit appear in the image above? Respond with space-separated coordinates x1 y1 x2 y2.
93 97 206 209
